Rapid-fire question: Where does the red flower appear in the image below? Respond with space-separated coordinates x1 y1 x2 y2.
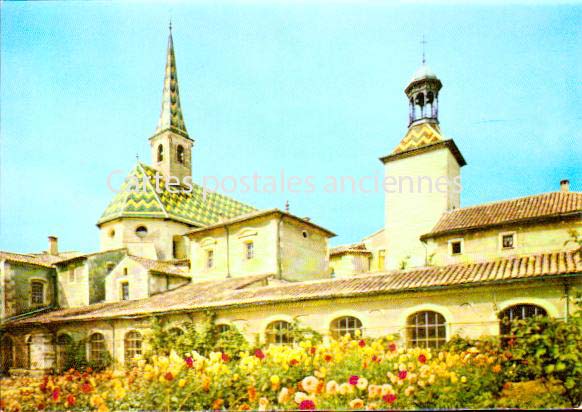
299 399 316 410
164 372 174 381
383 393 397 404
221 353 231 362
185 356 194 368
81 382 93 393
66 395 76 407
358 339 366 347
398 370 408 380
324 354 333 362
39 383 47 393
37 403 46 410
86 367 93 373
309 347 316 355
349 375 359 385
290 359 299 366
388 343 397 352
254 349 265 360
418 354 427 364
65 374 73 382
372 355 379 362
52 388 60 402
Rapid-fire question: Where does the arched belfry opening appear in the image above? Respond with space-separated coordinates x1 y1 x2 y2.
405 63 442 127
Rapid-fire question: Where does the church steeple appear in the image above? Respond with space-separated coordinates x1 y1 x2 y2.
150 25 194 183
155 23 188 137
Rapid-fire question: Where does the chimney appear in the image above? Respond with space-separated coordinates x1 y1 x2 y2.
48 236 58 256
560 179 570 193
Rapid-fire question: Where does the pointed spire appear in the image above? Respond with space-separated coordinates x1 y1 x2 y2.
155 24 188 137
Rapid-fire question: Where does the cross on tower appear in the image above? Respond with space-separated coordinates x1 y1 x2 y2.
421 35 427 64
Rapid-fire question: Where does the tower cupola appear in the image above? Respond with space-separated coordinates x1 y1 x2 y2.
405 62 442 127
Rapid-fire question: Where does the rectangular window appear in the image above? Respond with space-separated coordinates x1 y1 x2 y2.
121 282 129 301
245 242 254 260
502 233 515 249
450 240 463 255
378 249 386 271
207 249 214 269
31 282 44 305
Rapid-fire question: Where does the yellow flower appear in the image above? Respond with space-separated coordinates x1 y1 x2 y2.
356 377 368 390
278 387 290 404
461 376 467 383
326 380 339 395
492 364 502 374
294 391 308 404
258 397 270 411
270 375 280 385
349 398 365 409
338 382 354 395
301 376 319 394
178 379 187 388
367 384 382 399
404 385 415 396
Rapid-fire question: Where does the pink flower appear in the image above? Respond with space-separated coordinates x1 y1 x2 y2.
358 339 366 347
185 356 194 368
299 399 316 410
418 354 427 364
383 393 397 404
52 388 60 402
221 353 231 362
255 349 266 360
349 375 359 385
398 370 408 380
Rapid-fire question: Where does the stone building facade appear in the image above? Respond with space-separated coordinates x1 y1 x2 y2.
1 28 581 375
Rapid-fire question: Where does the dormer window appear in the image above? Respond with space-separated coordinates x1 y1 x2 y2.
177 145 185 164
121 282 129 300
157 144 164 162
449 239 463 256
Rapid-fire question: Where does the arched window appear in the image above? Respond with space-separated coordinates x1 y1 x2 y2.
407 311 447 349
124 331 142 363
57 334 73 371
177 145 185 164
330 316 363 339
167 327 184 337
0 336 14 373
30 281 45 305
88 333 106 362
216 324 231 334
265 320 293 345
157 144 164 162
499 304 547 339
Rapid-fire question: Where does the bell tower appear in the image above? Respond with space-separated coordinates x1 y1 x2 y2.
149 24 194 185
380 59 466 270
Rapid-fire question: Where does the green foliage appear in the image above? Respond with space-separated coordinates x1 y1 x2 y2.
287 320 323 346
506 312 582 406
145 313 250 358
62 339 112 372
399 255 411 270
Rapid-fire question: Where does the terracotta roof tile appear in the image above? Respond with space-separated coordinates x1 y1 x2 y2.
129 255 190 277
329 243 371 256
7 250 580 327
423 192 582 238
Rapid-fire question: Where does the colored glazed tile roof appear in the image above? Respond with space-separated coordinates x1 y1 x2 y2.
9 250 581 326
129 255 190 277
423 191 582 239
379 122 466 166
98 163 257 227
154 29 188 138
329 243 371 256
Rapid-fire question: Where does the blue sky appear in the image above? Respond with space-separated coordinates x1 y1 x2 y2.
1 2 581 254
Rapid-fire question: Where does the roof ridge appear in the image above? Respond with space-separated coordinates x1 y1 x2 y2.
444 191 581 214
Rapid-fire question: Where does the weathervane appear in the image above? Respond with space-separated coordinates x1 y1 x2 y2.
421 34 427 64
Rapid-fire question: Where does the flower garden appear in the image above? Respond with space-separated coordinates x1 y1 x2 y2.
1 312 581 411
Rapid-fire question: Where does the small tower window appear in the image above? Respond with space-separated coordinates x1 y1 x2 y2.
245 241 254 260
157 144 164 162
501 233 515 249
207 249 214 269
135 226 148 238
121 282 129 300
449 239 463 255
177 145 185 164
